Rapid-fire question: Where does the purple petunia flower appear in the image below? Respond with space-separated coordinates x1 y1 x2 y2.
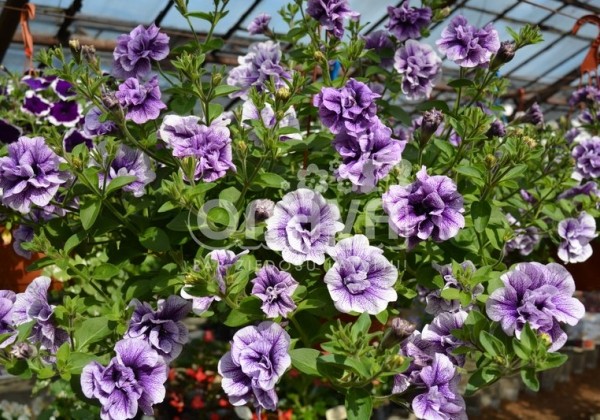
425 261 483 315
21 90 51 116
412 353 467 420
306 0 359 39
569 85 600 108
324 235 398 314
47 100 82 127
394 40 442 100
63 128 93 153
251 265 298 318
393 331 445 394
12 224 34 259
51 79 76 100
248 13 271 35
21 75 54 91
486 262 585 351
333 118 405 192
522 102 544 126
385 2 432 42
158 115 235 182
558 181 600 200
0 290 17 349
227 41 291 99
565 128 581 145
125 296 191 362
0 119 22 144
81 338 168 420
314 78 380 134
112 24 170 79
84 106 117 137
218 321 291 411
557 212 597 264
241 100 301 144
505 214 540 256
383 166 465 249
265 188 344 265
436 15 500 68
421 311 467 366
0 136 69 214
572 136 600 181
487 120 506 138
91 141 156 197
115 76 166 124
363 30 394 69
12 276 69 354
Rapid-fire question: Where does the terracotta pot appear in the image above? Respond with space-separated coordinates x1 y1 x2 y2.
0 240 46 293
564 240 600 291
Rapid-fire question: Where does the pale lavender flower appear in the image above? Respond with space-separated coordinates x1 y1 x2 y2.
333 118 405 192
92 141 156 197
394 40 442 100
116 76 166 124
392 331 444 393
313 78 380 134
47 100 82 127
81 338 168 420
386 2 432 41
158 115 235 182
84 106 117 137
248 13 271 35
558 212 597 264
572 136 600 181
363 30 394 68
218 322 290 411
0 119 21 144
251 266 298 318
306 0 359 39
226 41 291 99
21 90 50 116
565 128 580 145
569 85 600 108
486 262 585 351
113 24 170 79
505 214 540 256
265 189 344 265
449 130 462 147
436 15 500 68
383 166 465 249
421 311 467 366
558 181 600 200
125 296 191 362
63 128 93 153
0 291 16 349
324 235 398 314
412 353 467 420
0 136 69 214
12 224 34 259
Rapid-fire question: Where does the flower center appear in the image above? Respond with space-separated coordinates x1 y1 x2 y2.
258 354 272 372
341 256 371 294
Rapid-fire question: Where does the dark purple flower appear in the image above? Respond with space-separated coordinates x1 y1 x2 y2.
558 212 597 264
486 262 585 351
306 0 359 39
569 85 600 108
226 41 291 99
12 276 69 353
385 2 432 42
487 120 506 138
363 30 394 69
158 115 235 182
383 166 465 249
115 76 166 124
393 331 445 393
125 296 191 362
248 13 271 35
84 106 117 136
0 119 22 144
12 224 34 259
0 136 69 214
333 118 405 192
92 141 156 197
436 15 500 68
0 290 16 349
494 40 516 65
522 102 544 126
505 214 540 256
251 266 298 318
63 128 93 153
394 40 442 100
81 338 168 420
324 235 398 314
52 79 76 100
420 109 444 139
218 322 290 411
21 90 51 116
558 181 599 200
412 353 467 420
314 78 380 134
572 136 600 181
113 24 170 79
48 100 82 127
21 75 53 91
265 188 344 265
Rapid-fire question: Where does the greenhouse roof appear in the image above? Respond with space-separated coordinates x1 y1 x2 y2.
1 0 599 120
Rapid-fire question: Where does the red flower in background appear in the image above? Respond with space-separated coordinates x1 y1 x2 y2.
191 394 205 409
168 392 184 413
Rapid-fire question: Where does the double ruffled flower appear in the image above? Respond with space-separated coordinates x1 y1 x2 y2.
386 2 432 42
557 212 597 264
306 0 359 39
112 24 170 79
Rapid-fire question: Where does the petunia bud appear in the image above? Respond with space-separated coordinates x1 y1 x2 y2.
523 136 537 148
313 50 325 63
68 39 81 56
486 120 506 138
101 92 119 109
10 342 35 359
495 41 516 66
484 154 497 169
252 199 275 222
276 86 291 102
391 318 416 339
421 109 444 142
81 45 97 66
212 72 223 86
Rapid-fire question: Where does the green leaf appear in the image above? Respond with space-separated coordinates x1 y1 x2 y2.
512 338 530 360
139 227 171 252
289 348 321 376
479 331 505 357
345 388 373 420
64 231 86 254
80 198 102 230
93 263 120 280
74 317 112 350
471 201 492 233
415 100 450 114
520 323 537 351
255 172 288 189
521 368 540 391
68 352 99 374
351 312 371 341
500 164 528 182
186 11 212 21
448 79 475 88
466 367 501 395
224 297 263 327
105 176 138 195
538 352 568 371
440 287 460 300
213 85 240 97
319 354 371 378
455 165 483 180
